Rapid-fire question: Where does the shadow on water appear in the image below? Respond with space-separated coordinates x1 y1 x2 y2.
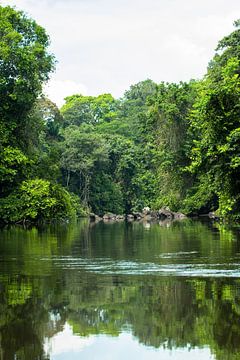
0 219 240 359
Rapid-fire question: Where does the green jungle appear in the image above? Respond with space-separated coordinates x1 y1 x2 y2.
1 5 240 223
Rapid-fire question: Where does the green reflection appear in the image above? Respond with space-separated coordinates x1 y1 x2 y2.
0 220 240 359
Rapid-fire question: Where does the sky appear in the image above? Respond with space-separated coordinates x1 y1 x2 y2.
44 322 214 360
1 0 240 106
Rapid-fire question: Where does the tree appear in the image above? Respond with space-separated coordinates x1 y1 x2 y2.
61 94 117 127
0 147 29 196
60 125 109 205
35 96 63 139
146 81 197 210
0 5 56 205
0 179 77 223
117 79 158 143
27 97 63 182
0 6 80 223
185 20 240 216
0 5 55 149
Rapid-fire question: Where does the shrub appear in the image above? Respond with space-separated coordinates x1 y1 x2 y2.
0 179 78 223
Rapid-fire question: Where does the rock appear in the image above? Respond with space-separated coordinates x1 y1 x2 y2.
209 212 220 220
91 213 125 221
89 213 96 219
142 214 152 221
90 213 102 221
173 212 187 220
158 207 186 220
127 214 134 221
158 207 174 219
133 212 144 220
103 213 117 221
142 207 151 215
149 211 158 218
116 215 125 220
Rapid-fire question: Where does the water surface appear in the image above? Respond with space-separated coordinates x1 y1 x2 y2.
0 219 240 359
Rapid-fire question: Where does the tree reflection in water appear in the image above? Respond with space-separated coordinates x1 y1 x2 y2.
0 219 240 359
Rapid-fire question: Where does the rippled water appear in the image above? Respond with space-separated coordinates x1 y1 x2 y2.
35 256 240 277
0 219 240 359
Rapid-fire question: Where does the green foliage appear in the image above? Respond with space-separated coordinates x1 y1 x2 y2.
118 79 157 143
27 98 64 182
1 7 240 221
61 93 117 127
147 81 197 210
60 125 109 205
89 173 124 215
0 5 55 148
35 96 63 139
0 179 77 223
0 146 29 184
0 6 81 224
185 21 240 216
182 174 217 214
69 192 89 217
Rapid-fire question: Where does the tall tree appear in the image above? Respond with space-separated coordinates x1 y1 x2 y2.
0 5 55 149
185 20 240 216
147 81 197 210
61 94 117 127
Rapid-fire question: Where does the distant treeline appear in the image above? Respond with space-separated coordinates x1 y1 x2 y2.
0 5 240 222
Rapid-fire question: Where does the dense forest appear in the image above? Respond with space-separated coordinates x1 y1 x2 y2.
1 5 240 223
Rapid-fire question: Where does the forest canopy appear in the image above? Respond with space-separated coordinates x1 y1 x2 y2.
0 5 240 222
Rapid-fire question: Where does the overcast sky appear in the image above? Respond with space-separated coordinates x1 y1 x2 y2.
1 0 240 106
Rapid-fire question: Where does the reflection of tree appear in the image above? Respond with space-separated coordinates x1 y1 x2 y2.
54 274 240 357
0 220 240 359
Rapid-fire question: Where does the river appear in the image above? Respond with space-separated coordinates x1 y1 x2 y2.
0 218 240 359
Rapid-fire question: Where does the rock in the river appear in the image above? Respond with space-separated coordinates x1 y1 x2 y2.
116 215 125 221
158 207 174 219
90 213 102 221
133 212 144 220
158 207 186 220
142 207 151 215
149 211 159 218
209 212 220 220
103 213 117 221
173 212 187 220
91 207 186 222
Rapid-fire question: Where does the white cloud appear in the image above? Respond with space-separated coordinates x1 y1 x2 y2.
44 322 94 356
1 0 240 100
43 79 88 107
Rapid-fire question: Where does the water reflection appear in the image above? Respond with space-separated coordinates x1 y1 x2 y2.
44 325 214 360
0 220 240 359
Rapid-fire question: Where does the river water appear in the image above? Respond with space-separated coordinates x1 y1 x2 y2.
0 218 240 359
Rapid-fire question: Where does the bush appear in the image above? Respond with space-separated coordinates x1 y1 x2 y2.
69 192 90 217
0 179 78 223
